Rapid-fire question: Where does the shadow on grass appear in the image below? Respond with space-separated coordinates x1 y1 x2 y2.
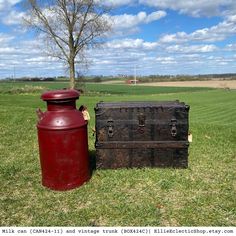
89 150 96 176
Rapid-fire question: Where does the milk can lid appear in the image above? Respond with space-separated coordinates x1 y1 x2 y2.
41 89 80 101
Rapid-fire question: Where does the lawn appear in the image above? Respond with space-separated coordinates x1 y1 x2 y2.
0 82 235 226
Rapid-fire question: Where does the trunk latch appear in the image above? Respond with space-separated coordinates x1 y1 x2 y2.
107 119 114 138
138 113 146 134
138 113 146 127
170 118 177 137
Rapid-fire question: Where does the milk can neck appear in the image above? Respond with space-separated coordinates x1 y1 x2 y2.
47 100 76 111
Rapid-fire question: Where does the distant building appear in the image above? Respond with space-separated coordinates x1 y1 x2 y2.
126 79 139 84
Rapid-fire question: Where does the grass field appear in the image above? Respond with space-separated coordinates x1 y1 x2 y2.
0 82 235 226
0 81 211 95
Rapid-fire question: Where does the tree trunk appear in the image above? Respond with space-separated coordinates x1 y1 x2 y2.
69 58 76 89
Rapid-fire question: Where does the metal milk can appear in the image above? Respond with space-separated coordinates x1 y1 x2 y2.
36 89 90 191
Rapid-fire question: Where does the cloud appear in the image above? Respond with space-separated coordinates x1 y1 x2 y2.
139 0 236 17
156 56 176 64
145 11 167 23
0 0 21 12
0 47 16 53
110 10 166 33
0 1 235 77
106 38 159 50
225 14 236 22
0 35 58 76
85 36 227 76
0 0 25 27
1 7 166 40
105 38 218 55
0 30 229 78
96 0 135 7
166 44 218 53
225 43 236 51
159 16 236 43
2 10 26 25
0 33 15 44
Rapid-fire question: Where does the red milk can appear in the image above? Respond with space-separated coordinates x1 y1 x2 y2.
36 89 90 191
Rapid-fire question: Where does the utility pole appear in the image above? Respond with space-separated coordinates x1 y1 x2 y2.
134 65 137 85
13 65 16 79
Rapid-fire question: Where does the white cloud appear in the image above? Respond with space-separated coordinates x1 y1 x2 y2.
111 10 166 31
226 14 236 22
145 11 167 23
139 0 236 17
2 10 26 25
0 0 21 12
0 1 235 77
160 32 188 43
156 56 176 64
166 44 218 53
96 0 135 7
2 8 166 40
106 38 159 50
226 43 236 51
25 56 49 63
0 31 228 78
159 16 236 43
0 35 61 78
0 33 14 44
106 10 166 36
87 36 226 76
0 47 15 53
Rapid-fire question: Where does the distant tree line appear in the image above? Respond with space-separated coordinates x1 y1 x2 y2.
137 73 236 83
4 77 56 82
2 73 236 83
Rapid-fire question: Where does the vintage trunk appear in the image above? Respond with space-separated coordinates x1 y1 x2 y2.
95 101 190 169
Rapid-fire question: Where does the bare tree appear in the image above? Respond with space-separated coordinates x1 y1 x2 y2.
24 0 111 88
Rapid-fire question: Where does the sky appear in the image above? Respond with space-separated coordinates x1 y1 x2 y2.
0 0 236 79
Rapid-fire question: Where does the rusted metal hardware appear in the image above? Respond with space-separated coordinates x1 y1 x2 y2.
138 113 146 127
107 119 114 138
170 118 178 137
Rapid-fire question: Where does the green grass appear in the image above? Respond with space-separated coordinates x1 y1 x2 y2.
0 81 212 95
0 82 235 226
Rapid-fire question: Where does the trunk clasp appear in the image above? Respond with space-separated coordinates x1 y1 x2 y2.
170 118 177 137
138 113 146 133
107 119 114 138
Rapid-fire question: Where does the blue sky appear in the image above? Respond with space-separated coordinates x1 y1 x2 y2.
0 0 236 78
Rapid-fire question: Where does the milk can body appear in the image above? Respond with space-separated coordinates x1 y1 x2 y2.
37 89 90 191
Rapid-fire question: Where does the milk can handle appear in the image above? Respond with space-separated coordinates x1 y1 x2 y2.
36 108 44 121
